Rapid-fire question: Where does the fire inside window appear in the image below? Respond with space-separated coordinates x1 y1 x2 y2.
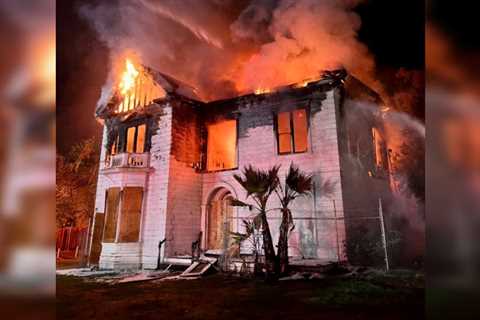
277 109 308 154
372 127 389 171
110 124 147 155
206 119 237 171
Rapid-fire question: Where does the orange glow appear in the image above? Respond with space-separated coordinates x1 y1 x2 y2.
207 120 237 171
119 59 139 96
254 88 271 95
115 58 166 113
295 78 318 88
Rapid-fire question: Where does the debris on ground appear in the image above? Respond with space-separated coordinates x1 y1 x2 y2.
55 268 120 278
55 257 218 284
115 271 173 284
279 273 307 281
180 258 217 277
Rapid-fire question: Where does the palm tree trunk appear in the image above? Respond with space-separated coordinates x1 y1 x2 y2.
259 211 277 280
277 208 290 276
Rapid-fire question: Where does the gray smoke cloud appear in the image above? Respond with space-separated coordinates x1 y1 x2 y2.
80 0 386 102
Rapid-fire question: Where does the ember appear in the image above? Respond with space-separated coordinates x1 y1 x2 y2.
254 88 271 95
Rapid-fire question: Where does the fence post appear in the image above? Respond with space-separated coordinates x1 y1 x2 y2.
222 201 229 272
378 198 390 271
333 200 341 263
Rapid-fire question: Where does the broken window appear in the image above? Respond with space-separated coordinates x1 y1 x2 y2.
102 187 144 243
126 127 136 153
207 119 237 171
110 135 119 155
126 123 146 153
276 109 308 154
108 122 147 156
372 127 389 171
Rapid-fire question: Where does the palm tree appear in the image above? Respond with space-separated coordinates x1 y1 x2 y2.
275 163 313 275
233 165 280 280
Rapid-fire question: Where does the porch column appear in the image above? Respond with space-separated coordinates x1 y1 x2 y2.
200 204 208 250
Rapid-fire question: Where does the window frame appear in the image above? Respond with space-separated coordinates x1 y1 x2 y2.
205 118 239 172
102 187 145 244
275 108 309 155
125 123 147 154
108 121 148 156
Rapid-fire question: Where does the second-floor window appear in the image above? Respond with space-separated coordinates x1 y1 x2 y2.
126 124 146 153
276 109 308 154
110 123 147 155
206 119 237 171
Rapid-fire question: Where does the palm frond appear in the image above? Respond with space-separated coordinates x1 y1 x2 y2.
233 165 280 204
285 163 313 197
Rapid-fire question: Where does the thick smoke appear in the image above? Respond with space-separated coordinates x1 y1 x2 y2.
80 0 386 102
345 99 425 227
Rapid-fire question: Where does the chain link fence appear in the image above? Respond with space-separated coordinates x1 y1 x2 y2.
217 199 398 272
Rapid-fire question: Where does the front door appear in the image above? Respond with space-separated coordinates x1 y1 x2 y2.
207 198 233 250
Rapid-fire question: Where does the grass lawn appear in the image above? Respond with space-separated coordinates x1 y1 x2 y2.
57 272 424 319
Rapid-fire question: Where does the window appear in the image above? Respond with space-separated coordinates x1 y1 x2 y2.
207 119 237 171
276 109 308 154
372 127 389 171
126 124 146 153
110 135 119 155
118 187 143 242
126 127 136 153
103 188 121 243
109 123 147 155
103 187 144 243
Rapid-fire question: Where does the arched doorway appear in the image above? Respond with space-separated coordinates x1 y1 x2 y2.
206 188 234 251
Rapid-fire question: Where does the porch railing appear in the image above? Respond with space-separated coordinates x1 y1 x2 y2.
103 152 150 169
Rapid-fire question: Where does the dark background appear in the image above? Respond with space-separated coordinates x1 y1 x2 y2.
57 0 425 156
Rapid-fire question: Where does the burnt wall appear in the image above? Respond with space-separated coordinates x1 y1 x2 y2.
165 99 203 257
170 100 202 165
336 78 394 266
104 104 165 154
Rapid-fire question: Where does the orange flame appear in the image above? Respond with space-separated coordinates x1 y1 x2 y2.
116 58 166 113
119 59 139 95
254 87 271 95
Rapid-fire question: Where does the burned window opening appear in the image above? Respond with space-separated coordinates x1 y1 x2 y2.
372 127 389 173
107 119 150 156
206 119 238 172
276 109 308 154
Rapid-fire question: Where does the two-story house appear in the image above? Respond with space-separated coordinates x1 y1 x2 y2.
88 65 391 270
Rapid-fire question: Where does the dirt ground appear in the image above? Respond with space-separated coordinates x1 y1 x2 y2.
57 272 424 320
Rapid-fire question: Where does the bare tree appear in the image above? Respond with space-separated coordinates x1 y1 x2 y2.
56 138 99 227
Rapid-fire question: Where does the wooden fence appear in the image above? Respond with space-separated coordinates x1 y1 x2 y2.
56 227 88 260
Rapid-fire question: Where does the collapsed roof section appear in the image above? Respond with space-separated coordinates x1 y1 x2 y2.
95 65 201 119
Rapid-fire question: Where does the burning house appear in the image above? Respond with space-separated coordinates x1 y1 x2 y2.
88 59 393 270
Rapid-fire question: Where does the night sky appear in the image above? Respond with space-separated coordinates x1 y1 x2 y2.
57 0 425 156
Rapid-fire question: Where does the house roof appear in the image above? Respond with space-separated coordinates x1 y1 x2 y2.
96 67 384 117
143 66 201 101
95 65 202 117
